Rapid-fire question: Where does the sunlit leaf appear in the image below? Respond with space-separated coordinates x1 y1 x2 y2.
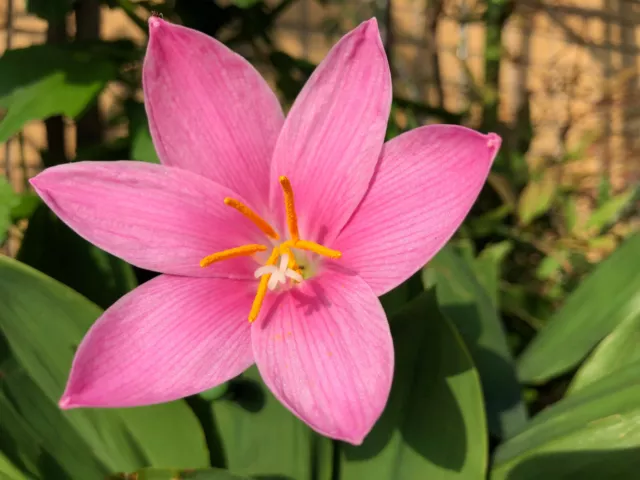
586 187 637 232
108 468 251 479
0 45 117 143
568 312 640 394
0 450 29 480
492 362 640 479
517 233 640 383
517 172 557 226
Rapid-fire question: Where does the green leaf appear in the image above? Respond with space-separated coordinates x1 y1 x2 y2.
568 312 640 394
10 192 41 222
26 0 73 21
0 44 116 143
231 0 261 7
0 257 209 472
491 362 640 479
0 177 20 243
128 101 160 164
517 233 640 383
17 203 137 309
563 196 578 233
0 449 29 480
586 187 637 232
427 246 527 439
1 363 112 479
472 241 513 306
108 468 251 479
340 290 487 479
517 174 557 226
211 366 332 480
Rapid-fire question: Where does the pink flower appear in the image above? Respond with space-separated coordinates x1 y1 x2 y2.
30 17 500 445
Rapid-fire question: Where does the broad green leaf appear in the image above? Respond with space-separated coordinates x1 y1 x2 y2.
492 362 640 479
108 468 251 479
586 187 637 232
427 246 526 439
1 364 111 479
517 173 557 226
0 177 20 243
341 290 487 479
211 366 332 480
0 257 209 471
568 312 640 394
17 203 137 309
26 0 73 21
0 44 116 143
0 450 28 480
379 273 423 317
0 357 40 478
517 233 640 383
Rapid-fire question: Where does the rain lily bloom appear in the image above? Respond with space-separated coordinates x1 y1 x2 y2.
30 17 500 444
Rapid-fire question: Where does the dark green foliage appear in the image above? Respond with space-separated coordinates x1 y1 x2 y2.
1 1 638 479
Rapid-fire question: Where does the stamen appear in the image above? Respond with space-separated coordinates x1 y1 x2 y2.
279 176 299 242
224 198 279 240
254 265 278 278
268 272 283 290
279 253 290 274
249 248 280 322
294 240 342 259
200 244 267 268
284 269 303 283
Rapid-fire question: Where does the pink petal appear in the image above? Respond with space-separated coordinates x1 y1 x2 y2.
144 18 284 210
269 19 392 243
60 275 255 408
334 125 501 295
252 266 394 445
30 161 267 278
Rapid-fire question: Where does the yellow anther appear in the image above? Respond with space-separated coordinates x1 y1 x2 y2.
249 248 280 322
294 240 342 259
280 244 302 281
279 176 299 243
204 177 343 322
200 244 267 268
224 197 279 240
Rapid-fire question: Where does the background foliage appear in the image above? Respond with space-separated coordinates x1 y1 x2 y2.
1 0 639 479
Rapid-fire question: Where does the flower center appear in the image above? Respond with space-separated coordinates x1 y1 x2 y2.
199 176 341 322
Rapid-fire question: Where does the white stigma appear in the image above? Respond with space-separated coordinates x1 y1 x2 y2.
253 252 303 290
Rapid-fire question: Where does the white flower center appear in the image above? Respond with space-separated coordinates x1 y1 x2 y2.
253 253 303 291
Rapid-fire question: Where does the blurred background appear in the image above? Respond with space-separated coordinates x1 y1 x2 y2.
0 1 639 479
